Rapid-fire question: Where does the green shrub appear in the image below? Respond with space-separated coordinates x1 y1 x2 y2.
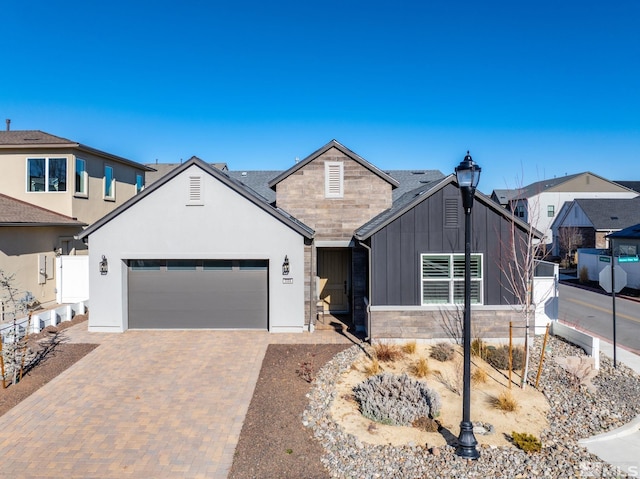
511 431 542 453
486 345 524 370
429 342 455 362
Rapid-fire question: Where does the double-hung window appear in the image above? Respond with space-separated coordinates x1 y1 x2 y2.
421 254 483 305
27 157 67 192
104 165 115 200
75 158 88 196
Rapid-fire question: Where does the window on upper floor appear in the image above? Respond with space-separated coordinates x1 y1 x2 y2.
324 161 344 198
514 205 525 218
27 157 67 192
421 254 483 305
136 174 144 194
75 158 88 197
547 205 555 217
104 165 115 200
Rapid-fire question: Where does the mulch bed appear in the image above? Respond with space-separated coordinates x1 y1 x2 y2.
0 315 97 417
228 343 350 479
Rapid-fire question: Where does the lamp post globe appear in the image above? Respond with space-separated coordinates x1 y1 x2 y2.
455 151 481 460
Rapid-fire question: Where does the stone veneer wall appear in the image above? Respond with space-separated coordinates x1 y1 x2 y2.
275 148 393 241
369 307 533 341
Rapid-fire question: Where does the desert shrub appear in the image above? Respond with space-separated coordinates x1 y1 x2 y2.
485 345 524 371
410 357 430 378
471 366 488 384
511 431 542 453
373 343 405 362
471 338 489 359
495 389 518 411
353 373 442 426
412 416 439 432
429 342 455 362
363 358 381 376
402 341 417 355
579 266 589 284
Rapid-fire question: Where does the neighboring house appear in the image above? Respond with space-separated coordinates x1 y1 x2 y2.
490 173 638 248
0 129 154 225
0 194 85 314
80 140 546 340
550 197 640 258
614 181 640 194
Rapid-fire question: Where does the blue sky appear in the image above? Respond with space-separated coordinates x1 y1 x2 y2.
2 0 639 193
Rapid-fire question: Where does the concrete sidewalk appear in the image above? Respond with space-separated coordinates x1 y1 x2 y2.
578 340 640 478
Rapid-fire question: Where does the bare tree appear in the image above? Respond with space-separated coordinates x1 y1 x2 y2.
497 191 555 389
0 269 35 385
557 226 582 267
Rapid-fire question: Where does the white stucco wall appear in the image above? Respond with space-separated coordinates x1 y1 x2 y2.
86 164 308 332
530 191 637 244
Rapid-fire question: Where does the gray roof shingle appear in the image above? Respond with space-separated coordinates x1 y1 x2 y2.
574 197 640 230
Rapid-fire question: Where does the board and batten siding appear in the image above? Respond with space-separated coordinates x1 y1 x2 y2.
369 183 526 307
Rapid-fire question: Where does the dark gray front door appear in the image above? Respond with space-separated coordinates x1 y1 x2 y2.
127 260 268 329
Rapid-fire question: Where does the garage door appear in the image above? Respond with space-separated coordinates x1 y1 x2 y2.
127 260 268 329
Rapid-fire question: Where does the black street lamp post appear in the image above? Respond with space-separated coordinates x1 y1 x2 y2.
455 151 481 460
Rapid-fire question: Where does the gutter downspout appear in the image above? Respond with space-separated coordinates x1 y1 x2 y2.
359 240 372 342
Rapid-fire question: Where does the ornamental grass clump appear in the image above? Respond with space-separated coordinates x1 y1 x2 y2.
373 343 405 362
353 372 441 426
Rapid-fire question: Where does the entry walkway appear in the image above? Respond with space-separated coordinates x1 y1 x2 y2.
0 322 355 479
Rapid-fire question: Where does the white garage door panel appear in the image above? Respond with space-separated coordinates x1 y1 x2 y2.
128 261 268 329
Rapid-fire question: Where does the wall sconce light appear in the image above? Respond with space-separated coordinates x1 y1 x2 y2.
99 255 109 275
282 255 290 276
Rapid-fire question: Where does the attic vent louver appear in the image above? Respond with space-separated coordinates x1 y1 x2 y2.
444 198 458 227
187 175 203 205
325 161 344 198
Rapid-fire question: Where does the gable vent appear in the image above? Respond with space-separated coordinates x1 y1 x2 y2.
187 175 203 205
325 161 344 198
444 198 458 227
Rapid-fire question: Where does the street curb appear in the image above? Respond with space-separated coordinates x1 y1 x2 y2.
578 415 640 444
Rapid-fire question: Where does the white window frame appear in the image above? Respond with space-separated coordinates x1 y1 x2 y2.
420 253 483 305
26 157 67 192
75 158 88 197
104 164 115 201
547 205 555 217
324 161 344 198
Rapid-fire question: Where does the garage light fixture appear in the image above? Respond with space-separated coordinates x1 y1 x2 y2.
282 256 290 276
99 255 108 275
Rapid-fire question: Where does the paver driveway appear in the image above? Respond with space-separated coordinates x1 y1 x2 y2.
0 323 353 478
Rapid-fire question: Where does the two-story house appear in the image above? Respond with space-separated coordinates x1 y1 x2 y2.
491 172 638 250
0 128 153 309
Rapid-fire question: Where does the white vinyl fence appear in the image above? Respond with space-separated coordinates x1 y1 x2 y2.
0 300 89 343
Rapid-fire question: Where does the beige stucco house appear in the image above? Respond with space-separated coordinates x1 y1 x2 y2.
0 128 153 312
0 129 154 226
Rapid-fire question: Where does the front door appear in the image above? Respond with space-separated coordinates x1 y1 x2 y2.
317 249 350 313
